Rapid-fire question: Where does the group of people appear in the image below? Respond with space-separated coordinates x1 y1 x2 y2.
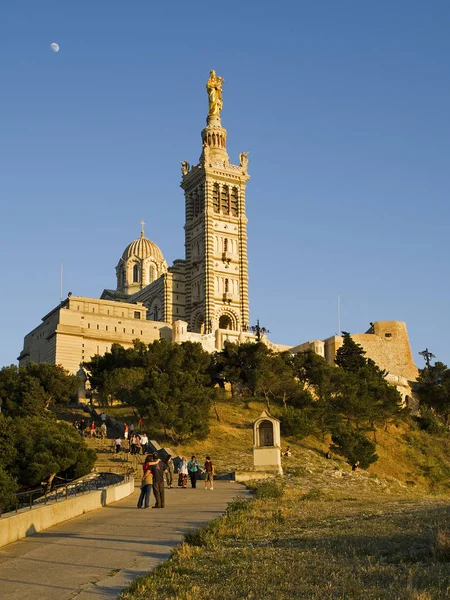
137 454 215 509
73 418 107 440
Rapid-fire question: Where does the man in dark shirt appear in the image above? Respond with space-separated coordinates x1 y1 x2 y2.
150 452 165 508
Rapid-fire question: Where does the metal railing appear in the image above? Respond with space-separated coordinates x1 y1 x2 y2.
1 472 130 517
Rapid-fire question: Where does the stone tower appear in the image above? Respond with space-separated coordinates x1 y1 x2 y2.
180 71 250 334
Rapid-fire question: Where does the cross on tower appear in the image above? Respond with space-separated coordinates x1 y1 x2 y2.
140 220 145 236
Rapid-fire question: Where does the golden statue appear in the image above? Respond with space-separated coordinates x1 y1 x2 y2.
206 70 224 116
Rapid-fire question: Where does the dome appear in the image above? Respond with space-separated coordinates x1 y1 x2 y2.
122 231 165 262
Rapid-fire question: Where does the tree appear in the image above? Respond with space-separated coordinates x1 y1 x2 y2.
330 424 378 469
417 361 450 425
6 415 96 492
335 332 366 371
0 363 79 417
25 363 79 407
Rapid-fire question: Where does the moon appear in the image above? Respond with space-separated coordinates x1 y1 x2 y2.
50 43 60 53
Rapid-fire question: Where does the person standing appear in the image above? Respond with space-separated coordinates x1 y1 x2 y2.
150 453 165 508
89 420 96 438
137 467 153 509
114 437 122 454
177 457 188 488
187 456 201 489
140 433 149 455
165 456 174 489
123 423 129 440
204 456 214 490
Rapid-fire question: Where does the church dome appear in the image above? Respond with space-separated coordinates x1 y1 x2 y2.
122 231 165 262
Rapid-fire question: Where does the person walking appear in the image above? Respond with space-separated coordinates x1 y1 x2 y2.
177 457 188 488
137 466 153 509
165 456 174 488
123 423 129 440
187 455 201 489
89 420 96 438
204 456 214 490
150 453 165 508
114 437 122 454
140 433 148 455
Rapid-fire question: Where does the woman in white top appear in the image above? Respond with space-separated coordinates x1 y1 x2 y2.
177 457 188 488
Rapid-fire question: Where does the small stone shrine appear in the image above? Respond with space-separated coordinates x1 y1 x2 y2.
252 410 283 475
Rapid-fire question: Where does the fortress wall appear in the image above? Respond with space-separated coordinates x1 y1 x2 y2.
352 321 418 382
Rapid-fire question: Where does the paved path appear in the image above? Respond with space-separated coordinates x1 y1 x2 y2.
0 481 248 600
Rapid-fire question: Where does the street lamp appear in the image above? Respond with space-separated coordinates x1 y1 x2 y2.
249 319 270 342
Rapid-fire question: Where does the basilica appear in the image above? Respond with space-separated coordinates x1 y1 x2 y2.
18 72 419 402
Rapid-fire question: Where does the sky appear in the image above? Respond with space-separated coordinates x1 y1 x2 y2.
1 1 449 369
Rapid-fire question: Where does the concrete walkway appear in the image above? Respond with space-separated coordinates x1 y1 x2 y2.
0 481 248 600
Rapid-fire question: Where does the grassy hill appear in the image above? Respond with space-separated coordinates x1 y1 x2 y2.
54 399 450 599
54 398 450 493
116 398 450 600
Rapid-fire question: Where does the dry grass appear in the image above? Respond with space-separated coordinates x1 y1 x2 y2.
120 480 450 600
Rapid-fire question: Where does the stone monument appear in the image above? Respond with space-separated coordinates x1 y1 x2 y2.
252 410 283 475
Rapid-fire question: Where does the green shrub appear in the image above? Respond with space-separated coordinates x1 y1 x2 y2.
415 407 446 434
247 477 286 500
300 488 324 501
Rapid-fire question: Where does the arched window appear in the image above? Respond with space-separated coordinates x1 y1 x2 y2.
231 187 239 216
221 185 229 215
133 264 140 283
223 238 228 252
224 278 229 292
219 315 233 330
213 183 220 213
149 265 155 283
153 305 159 321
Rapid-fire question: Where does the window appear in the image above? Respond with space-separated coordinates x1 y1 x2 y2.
132 329 134 334
224 278 229 292
97 324 99 330
88 323 90 329
224 238 228 252
221 185 230 214
123 328 126 333
213 183 220 213
115 327 117 332
231 187 239 216
154 305 159 321
133 264 140 283
105 325 108 331
149 265 155 282
134 311 141 319
385 333 392 338
140 330 143 335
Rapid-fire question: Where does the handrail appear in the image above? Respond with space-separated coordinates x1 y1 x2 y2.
1 472 130 517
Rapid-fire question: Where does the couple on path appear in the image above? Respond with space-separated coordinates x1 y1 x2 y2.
137 453 166 509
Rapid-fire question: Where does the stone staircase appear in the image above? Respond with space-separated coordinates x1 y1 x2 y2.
85 436 144 479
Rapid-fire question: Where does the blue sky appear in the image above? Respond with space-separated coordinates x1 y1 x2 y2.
1 1 449 369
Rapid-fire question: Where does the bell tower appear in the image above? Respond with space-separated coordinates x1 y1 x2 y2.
180 71 250 334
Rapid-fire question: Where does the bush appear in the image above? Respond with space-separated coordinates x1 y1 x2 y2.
330 425 378 469
416 407 446 434
300 488 324 501
0 468 18 513
247 477 286 500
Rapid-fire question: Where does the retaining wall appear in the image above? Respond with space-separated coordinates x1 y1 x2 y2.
0 477 134 548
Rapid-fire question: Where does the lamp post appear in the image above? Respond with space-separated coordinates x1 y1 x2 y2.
250 319 270 342
419 348 435 367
